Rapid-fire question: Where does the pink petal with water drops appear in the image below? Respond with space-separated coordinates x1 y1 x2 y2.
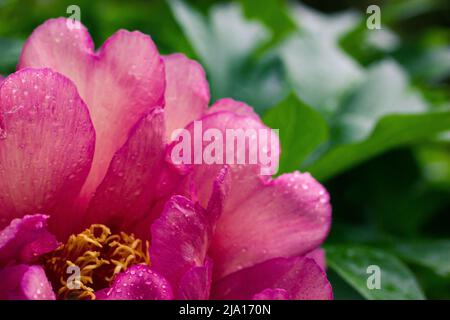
168 108 279 209
211 256 333 300
305 248 326 271
84 107 174 234
150 196 210 290
177 259 213 300
168 103 328 279
253 288 290 300
0 214 58 266
0 68 95 237
164 53 209 141
210 172 331 279
18 18 165 206
204 166 229 227
150 166 228 298
166 104 329 280
206 98 259 119
96 265 173 300
0 264 55 300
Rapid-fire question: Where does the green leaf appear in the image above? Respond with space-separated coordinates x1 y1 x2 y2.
390 239 450 278
168 0 271 101
288 2 361 43
279 33 364 115
415 143 450 190
276 5 449 180
239 0 296 45
232 52 289 113
340 22 400 66
326 245 425 300
91 1 195 56
304 110 450 180
263 94 328 173
0 38 23 74
393 28 450 85
408 46 450 83
327 223 385 244
303 60 450 180
332 60 428 145
325 149 448 236
383 0 445 22
277 3 364 116
327 269 365 300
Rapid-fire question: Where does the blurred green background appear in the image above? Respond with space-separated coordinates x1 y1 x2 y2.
1 0 449 299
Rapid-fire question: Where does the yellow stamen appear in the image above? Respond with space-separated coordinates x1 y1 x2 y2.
43 224 150 300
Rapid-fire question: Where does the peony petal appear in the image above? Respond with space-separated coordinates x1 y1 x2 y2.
305 248 326 271
150 196 209 290
148 173 225 301
0 68 95 237
204 166 229 227
164 53 209 141
19 18 165 206
0 214 58 266
210 171 331 279
211 256 333 300
168 107 279 208
84 107 173 234
253 288 290 300
206 98 259 119
18 19 95 85
96 265 173 300
177 259 213 300
167 98 330 279
0 264 55 300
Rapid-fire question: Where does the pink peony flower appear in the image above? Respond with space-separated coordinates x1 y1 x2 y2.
0 18 332 300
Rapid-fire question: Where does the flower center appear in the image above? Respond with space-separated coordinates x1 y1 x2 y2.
42 224 150 300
